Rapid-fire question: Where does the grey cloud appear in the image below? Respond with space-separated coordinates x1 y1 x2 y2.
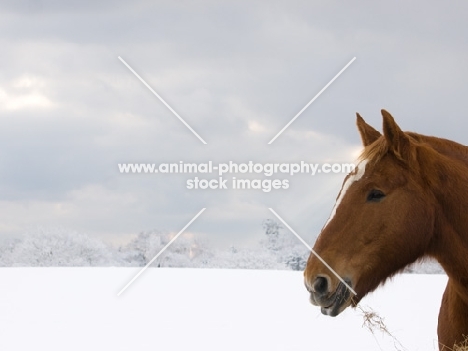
0 1 467 248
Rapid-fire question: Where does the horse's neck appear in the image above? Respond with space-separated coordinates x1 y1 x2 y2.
408 132 468 164
417 134 468 295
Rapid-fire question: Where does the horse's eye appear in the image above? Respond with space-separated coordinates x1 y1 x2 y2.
367 189 385 202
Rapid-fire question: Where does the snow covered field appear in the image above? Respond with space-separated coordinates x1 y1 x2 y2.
0 268 447 351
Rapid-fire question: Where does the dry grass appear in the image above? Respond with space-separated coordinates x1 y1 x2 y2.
454 336 468 351
438 335 468 351
357 304 407 351
446 335 468 351
357 305 467 351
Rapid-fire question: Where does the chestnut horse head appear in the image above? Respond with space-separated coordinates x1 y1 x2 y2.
305 110 443 316
304 110 468 348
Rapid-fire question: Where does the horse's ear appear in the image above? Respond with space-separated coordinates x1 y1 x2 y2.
356 113 381 146
356 113 382 146
381 109 410 161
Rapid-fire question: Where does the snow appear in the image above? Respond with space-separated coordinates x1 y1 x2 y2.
0 268 447 351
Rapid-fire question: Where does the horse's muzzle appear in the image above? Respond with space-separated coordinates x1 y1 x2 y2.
306 276 353 317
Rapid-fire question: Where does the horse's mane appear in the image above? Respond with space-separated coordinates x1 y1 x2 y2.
359 132 468 166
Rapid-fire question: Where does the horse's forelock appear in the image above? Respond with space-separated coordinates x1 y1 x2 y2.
358 137 388 165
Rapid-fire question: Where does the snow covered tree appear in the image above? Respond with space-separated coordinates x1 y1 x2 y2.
203 244 286 270
119 230 208 268
261 219 309 271
262 219 284 252
1 228 120 266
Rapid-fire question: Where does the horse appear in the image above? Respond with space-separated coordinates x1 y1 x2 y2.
303 110 468 350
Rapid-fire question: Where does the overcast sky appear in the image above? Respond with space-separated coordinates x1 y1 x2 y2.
1 1 467 249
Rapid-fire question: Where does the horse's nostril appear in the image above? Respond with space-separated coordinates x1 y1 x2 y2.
313 276 329 295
